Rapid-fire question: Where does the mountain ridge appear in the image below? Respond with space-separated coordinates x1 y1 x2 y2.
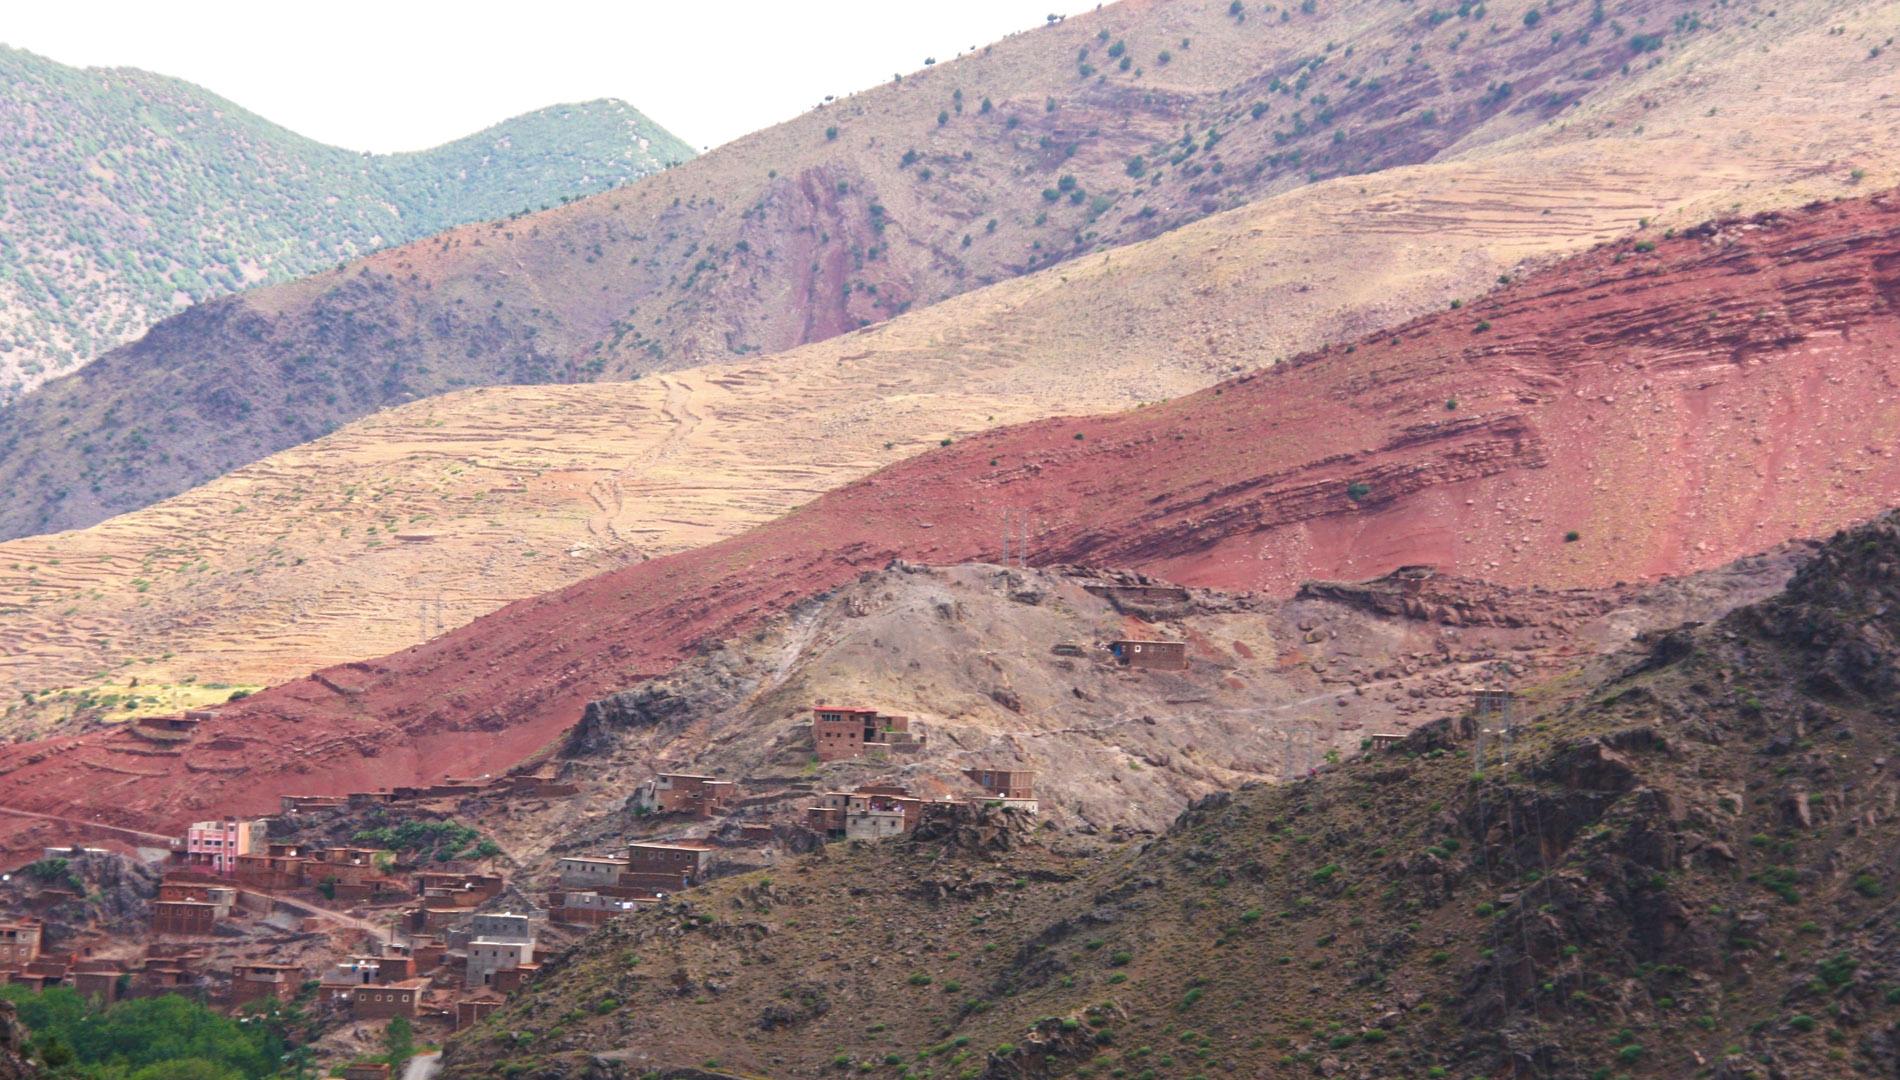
0 43 691 401
0 190 1895 855
0 0 1775 539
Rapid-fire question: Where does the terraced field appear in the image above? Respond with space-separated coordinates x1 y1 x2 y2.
1 0 1894 740
0 149 1759 723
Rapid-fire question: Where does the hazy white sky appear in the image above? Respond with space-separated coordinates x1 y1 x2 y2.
5 0 1105 153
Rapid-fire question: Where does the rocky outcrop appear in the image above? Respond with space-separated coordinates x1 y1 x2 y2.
0 1001 33 1080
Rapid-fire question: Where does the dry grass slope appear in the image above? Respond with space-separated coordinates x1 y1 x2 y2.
4 0 1896 721
8 0 1889 538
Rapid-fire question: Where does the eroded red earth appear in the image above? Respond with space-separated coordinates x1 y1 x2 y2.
3 194 1898 855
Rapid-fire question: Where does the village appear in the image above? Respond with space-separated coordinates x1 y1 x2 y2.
0 690 1093 1071
0 590 1483 1075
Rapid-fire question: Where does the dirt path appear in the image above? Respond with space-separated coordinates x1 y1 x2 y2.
0 803 177 845
244 886 394 947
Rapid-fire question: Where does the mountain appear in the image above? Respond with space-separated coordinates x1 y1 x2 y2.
0 0 1847 540
0 191 1894 855
0 146 1672 722
415 550 1804 871
2 0 1892 706
0 44 691 402
436 508 1900 1080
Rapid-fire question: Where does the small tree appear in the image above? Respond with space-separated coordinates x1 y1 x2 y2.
383 1015 415 1067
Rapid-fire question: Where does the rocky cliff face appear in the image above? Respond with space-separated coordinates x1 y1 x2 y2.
0 1002 34 1080
438 509 1900 1079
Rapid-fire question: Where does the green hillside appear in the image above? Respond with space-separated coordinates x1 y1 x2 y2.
0 44 692 402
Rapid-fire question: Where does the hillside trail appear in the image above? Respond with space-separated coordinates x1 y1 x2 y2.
243 886 393 948
982 661 1500 766
583 372 700 555
0 804 176 845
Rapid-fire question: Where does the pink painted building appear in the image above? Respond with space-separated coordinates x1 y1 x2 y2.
183 818 268 876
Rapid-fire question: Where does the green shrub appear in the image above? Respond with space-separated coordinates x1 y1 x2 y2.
1818 954 1858 989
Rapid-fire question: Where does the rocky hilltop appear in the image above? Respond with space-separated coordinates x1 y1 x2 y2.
0 45 689 402
438 508 1900 1079
443 552 1800 871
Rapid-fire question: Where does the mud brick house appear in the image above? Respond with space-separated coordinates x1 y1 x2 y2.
415 871 504 907
495 770 580 798
133 956 199 998
313 847 384 885
231 962 303 1004
0 919 41 966
556 854 629 889
183 817 268 875
73 960 124 1003
151 900 220 936
805 797 847 836
329 957 380 985
639 773 740 818
156 880 237 914
492 963 540 994
455 992 505 1030
348 978 426 1019
311 847 396 901
848 786 924 839
624 840 714 889
376 954 417 983
1369 732 1406 751
549 890 650 926
807 785 931 839
22 954 73 985
964 768 1036 801
406 906 473 934
1110 639 1189 672
466 939 533 988
466 911 537 988
279 795 348 813
469 912 534 943
811 706 925 762
409 938 447 974
234 845 311 890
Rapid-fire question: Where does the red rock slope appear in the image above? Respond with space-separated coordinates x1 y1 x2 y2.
3 194 1898 851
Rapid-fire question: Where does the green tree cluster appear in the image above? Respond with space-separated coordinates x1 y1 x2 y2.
0 986 297 1079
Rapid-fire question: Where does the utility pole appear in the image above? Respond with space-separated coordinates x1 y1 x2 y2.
1473 681 1517 772
1000 509 1034 568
